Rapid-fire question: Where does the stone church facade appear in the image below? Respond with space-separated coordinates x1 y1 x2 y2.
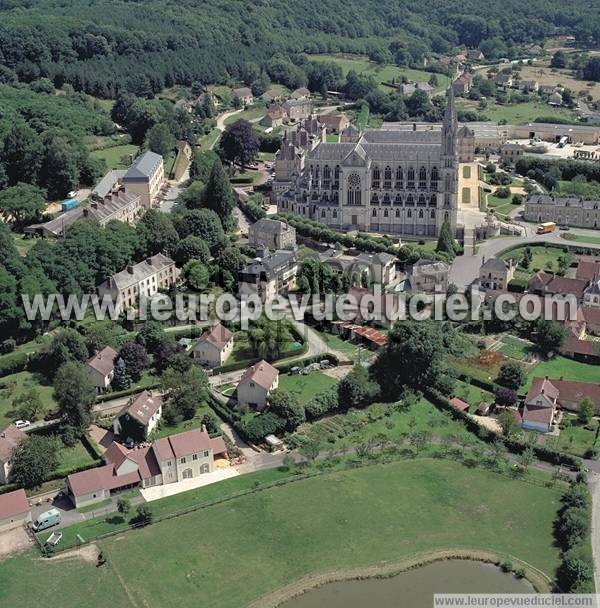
277 91 459 237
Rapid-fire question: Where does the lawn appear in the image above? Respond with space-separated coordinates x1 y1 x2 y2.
563 233 600 246
279 371 337 404
198 127 220 150
527 356 600 386
499 244 567 275
224 103 267 125
552 413 599 458
457 99 579 125
498 336 535 362
5 459 563 608
55 439 99 474
452 380 494 407
152 408 214 440
485 192 520 218
0 370 57 426
308 54 451 93
313 329 363 361
90 143 138 169
325 132 339 142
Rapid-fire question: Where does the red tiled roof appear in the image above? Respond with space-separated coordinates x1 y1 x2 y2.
103 441 129 468
196 323 233 351
576 259 600 281
582 306 600 327
0 425 26 463
152 436 175 462
210 436 228 456
67 464 141 497
152 428 214 461
239 360 279 391
450 397 470 412
526 377 559 404
87 346 117 377
522 404 554 425
127 446 161 480
0 489 29 520
561 336 598 357
551 379 600 407
119 390 162 427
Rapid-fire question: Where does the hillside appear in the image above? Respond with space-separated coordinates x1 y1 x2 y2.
0 0 598 97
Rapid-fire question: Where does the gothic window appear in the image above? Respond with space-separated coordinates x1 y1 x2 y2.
406 194 414 206
383 193 390 205
372 208 377 217
430 194 437 207
407 209 412 218
384 209 389 217
419 166 427 189
384 166 392 189
394 193 402 205
407 167 415 189
418 209 424 219
444 211 449 222
430 209 435 219
323 164 331 188
347 173 361 206
418 194 426 206
321 210 326 218
445 175 451 190
431 166 439 190
371 193 379 204
333 165 340 190
395 166 403 188
315 165 320 180
372 166 381 189
395 209 400 217
333 209 338 218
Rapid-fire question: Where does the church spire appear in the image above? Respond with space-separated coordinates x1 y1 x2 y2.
443 85 457 129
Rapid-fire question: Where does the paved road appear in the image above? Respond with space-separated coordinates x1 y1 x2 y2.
449 231 600 290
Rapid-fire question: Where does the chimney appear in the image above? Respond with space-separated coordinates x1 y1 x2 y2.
146 257 153 266
126 265 135 274
412 123 417 131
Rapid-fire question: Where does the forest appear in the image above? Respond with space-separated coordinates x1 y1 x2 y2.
0 0 598 98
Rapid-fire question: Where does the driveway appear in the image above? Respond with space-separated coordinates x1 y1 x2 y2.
160 169 189 214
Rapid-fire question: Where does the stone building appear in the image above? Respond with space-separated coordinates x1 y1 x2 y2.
277 90 459 237
249 218 296 250
524 196 600 229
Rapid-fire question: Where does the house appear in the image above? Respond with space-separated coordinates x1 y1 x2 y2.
449 397 470 412
248 218 296 250
405 259 449 293
113 390 163 441
583 278 600 308
262 89 283 104
97 253 179 315
233 87 253 106
91 169 127 200
319 249 397 287
282 98 313 122
540 377 600 413
237 360 279 411
519 80 539 93
522 376 558 432
291 87 311 100
494 72 513 89
0 489 31 532
317 113 350 134
86 346 117 393
397 82 433 97
499 143 524 162
25 188 142 238
122 151 165 209
466 50 485 61
527 272 589 302
524 196 600 229
479 258 515 291
261 105 286 128
576 257 600 282
0 425 26 484
582 306 600 336
238 249 298 303
453 72 473 96
67 427 228 508
193 322 234 368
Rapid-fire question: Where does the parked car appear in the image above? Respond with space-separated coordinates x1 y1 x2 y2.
32 508 61 532
67 190 77 199
15 420 30 429
559 225 570 231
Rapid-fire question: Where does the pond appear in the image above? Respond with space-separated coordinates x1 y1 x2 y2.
282 560 535 608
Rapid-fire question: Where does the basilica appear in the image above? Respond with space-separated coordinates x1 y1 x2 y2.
276 90 459 238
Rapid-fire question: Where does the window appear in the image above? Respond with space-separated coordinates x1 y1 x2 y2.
431 166 439 189
407 209 412 218
430 209 435 219
333 209 337 218
192 454 198 461
384 209 389 217
372 208 377 217
407 167 415 189
203 451 209 458
180 457 186 464
395 209 400 217
419 166 427 189
384 166 392 189
372 166 380 189
430 194 437 207
395 166 403 188
347 173 361 205
321 210 326 218
419 209 424 218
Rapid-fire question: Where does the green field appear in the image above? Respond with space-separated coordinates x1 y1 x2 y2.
499 244 566 276
55 439 98 474
90 144 139 169
279 371 337 404
2 459 564 608
452 379 494 407
498 336 535 361
527 356 600 386
457 99 579 125
313 329 363 361
224 103 267 125
0 371 57 426
563 233 600 245
552 413 598 458
307 54 450 93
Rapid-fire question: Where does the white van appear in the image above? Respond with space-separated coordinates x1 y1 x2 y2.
32 508 61 532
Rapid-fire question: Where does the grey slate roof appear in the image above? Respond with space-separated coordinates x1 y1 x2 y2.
481 257 509 271
527 195 600 210
100 253 175 292
123 151 163 180
252 218 293 234
92 170 126 199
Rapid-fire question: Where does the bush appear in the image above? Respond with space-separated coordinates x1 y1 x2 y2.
305 387 339 420
499 560 513 573
0 339 16 354
0 351 28 377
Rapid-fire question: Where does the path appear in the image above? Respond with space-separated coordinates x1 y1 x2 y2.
589 473 600 593
216 108 243 134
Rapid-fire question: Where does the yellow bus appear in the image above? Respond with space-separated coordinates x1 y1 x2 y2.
536 222 556 234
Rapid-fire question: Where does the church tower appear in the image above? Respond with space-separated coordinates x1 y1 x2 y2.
439 87 459 235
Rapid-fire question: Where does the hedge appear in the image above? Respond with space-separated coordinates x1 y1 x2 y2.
95 382 160 403
0 350 28 377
